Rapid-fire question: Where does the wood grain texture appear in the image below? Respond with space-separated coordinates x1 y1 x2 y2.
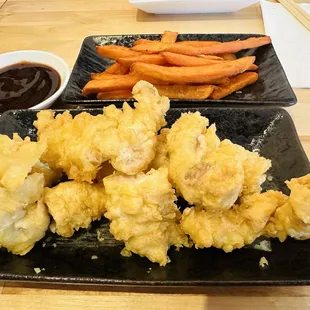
1 295 310 310
300 137 310 159
3 282 310 296
286 89 310 137
0 1 264 67
0 0 310 308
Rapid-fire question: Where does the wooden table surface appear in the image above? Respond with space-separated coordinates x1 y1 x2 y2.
0 0 310 309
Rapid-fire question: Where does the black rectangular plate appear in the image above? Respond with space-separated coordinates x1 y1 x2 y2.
61 33 297 108
0 107 309 287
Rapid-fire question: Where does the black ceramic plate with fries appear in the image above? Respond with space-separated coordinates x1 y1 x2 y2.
0 106 309 287
61 33 296 107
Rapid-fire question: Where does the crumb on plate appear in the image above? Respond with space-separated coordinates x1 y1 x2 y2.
34 268 41 274
259 256 269 268
120 248 132 257
96 229 105 242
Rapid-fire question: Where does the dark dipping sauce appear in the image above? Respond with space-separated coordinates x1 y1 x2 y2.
0 62 60 112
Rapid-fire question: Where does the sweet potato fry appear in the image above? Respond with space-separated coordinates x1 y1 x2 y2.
133 39 158 46
219 53 237 60
91 63 129 79
204 77 230 85
164 44 207 56
162 52 258 71
91 73 129 80
128 69 170 84
161 31 178 43
96 45 141 59
167 36 271 56
198 55 223 60
131 42 172 54
155 84 215 99
162 52 258 72
97 89 133 100
162 52 223 66
190 77 230 85
91 72 170 85
177 41 220 47
104 62 129 74
91 72 109 80
82 75 140 95
83 74 168 95
98 84 216 100
248 64 258 71
131 56 255 84
210 72 258 100
133 39 220 52
117 54 167 67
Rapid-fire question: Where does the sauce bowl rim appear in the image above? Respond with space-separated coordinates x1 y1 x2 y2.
0 50 70 110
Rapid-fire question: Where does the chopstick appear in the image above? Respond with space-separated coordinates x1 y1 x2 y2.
278 0 310 31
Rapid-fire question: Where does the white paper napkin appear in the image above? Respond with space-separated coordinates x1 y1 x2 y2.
260 0 310 88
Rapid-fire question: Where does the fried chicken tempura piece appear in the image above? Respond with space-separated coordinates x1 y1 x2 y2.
44 181 106 237
98 81 169 175
0 200 50 255
181 190 284 252
0 134 46 192
167 112 244 209
34 109 118 183
167 113 271 209
104 168 189 266
0 173 44 231
287 174 310 223
217 140 272 197
265 174 310 241
0 173 49 255
147 128 170 170
34 81 169 182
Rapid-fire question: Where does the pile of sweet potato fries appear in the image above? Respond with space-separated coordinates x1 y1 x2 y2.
82 31 271 100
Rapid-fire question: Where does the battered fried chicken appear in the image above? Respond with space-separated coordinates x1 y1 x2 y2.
288 174 310 223
96 81 169 175
167 112 271 209
217 139 271 197
265 174 310 241
0 200 50 255
44 181 106 237
0 173 49 255
181 190 284 252
34 81 169 182
0 134 46 192
34 109 117 183
103 168 189 266
147 128 170 170
167 112 243 209
0 173 44 231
